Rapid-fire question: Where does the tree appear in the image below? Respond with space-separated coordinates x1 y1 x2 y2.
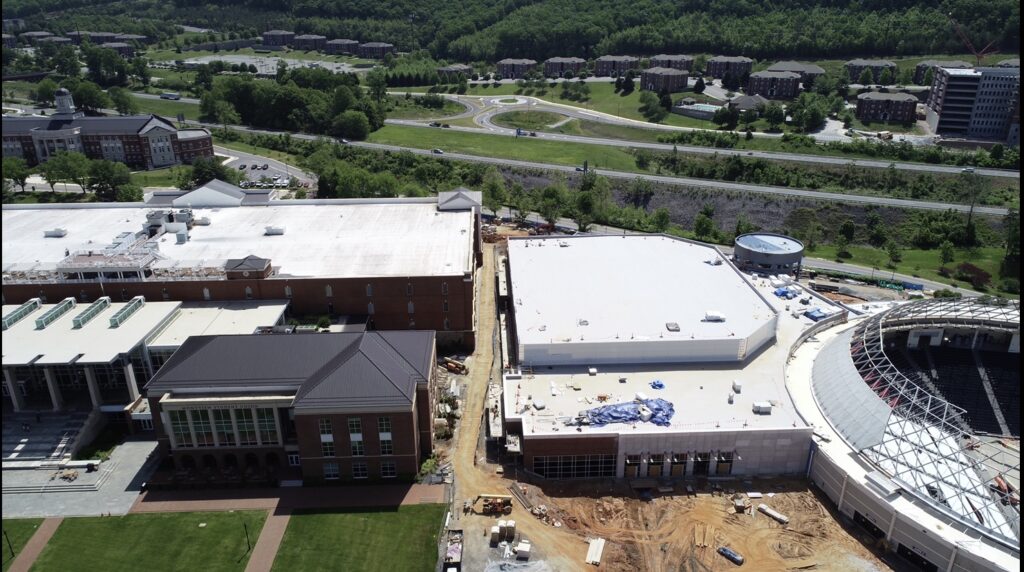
693 76 706 94
712 106 739 129
88 160 133 201
509 183 530 224
659 92 673 111
538 184 566 228
41 151 90 193
366 67 388 102
211 99 240 132
922 67 935 87
621 75 634 93
53 47 80 78
70 81 111 113
834 234 850 257
183 156 241 189
624 177 653 208
858 67 874 85
650 208 670 232
693 213 715 240
481 167 508 218
763 102 785 130
33 78 58 104
722 73 740 92
108 87 139 115
879 68 895 86
130 57 151 86
740 109 758 127
940 240 956 265
330 110 371 141
839 219 856 241
885 240 902 265
2 157 30 192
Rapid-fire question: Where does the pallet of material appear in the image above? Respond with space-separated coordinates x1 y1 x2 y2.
586 537 606 565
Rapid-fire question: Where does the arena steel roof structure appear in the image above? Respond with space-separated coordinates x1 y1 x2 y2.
812 298 1020 548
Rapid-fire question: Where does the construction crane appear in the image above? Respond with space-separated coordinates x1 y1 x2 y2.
948 14 998 66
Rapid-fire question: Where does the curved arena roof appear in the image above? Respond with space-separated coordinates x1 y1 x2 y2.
812 298 1020 548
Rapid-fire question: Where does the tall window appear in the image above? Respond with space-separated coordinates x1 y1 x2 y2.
405 283 413 296
321 441 335 457
191 410 214 447
257 409 278 444
352 462 368 479
170 410 192 448
324 462 340 480
351 440 365 457
377 417 392 434
213 409 235 446
380 439 394 456
441 282 449 295
381 461 397 478
319 418 333 435
348 418 362 435
236 409 258 446
365 283 373 297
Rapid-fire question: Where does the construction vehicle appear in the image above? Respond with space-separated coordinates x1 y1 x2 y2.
442 357 468 375
473 493 514 515
443 529 463 572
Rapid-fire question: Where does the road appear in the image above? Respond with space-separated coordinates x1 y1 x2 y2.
214 145 316 187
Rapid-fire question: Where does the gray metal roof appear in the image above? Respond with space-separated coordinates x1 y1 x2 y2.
916 59 971 69
857 91 918 102
750 70 800 79
327 39 359 44
643 67 689 76
263 30 294 35
498 58 537 65
360 42 394 47
652 54 694 61
224 255 270 271
545 57 585 63
766 61 825 75
1 114 175 136
709 55 753 63
596 55 638 62
295 34 326 40
727 94 769 110
145 331 435 411
846 59 896 67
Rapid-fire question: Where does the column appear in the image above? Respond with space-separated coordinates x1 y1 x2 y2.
252 407 262 446
229 409 241 446
83 366 103 409
185 410 198 448
43 367 64 411
162 410 176 448
123 362 140 402
685 454 695 476
4 369 25 412
837 473 849 513
272 408 283 446
886 511 897 541
708 450 718 476
209 409 220 447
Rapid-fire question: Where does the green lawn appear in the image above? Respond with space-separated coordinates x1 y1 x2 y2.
131 166 188 189
213 138 307 166
2 80 37 100
809 244 1014 295
271 505 445 572
133 97 201 121
849 118 923 134
2 519 43 571
491 110 566 130
386 97 466 120
368 124 641 172
32 511 267 572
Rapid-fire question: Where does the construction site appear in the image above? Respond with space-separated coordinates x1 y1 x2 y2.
442 227 902 572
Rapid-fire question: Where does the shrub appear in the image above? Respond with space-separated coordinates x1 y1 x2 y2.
1000 277 1020 294
954 262 992 289
933 288 962 299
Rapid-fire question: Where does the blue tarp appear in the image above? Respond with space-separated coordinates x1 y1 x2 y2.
774 287 797 299
649 380 665 390
804 309 828 321
584 398 675 427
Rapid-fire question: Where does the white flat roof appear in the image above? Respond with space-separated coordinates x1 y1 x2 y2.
1 202 475 279
147 300 290 349
2 300 181 366
735 233 803 255
505 274 828 437
507 235 775 354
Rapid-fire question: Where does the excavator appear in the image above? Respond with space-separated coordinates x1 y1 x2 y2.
467 494 513 515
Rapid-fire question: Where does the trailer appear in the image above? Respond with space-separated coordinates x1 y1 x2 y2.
443 529 463 571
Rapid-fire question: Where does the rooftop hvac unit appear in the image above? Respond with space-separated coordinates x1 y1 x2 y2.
732 380 743 393
43 228 68 238
193 217 211 226
752 401 773 415
175 231 188 244
265 226 285 235
728 392 735 404
705 311 726 322
665 322 680 332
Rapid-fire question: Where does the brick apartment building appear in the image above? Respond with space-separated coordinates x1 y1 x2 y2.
38 36 72 46
261 30 294 47
1 89 213 169
88 32 118 44
927 66 1020 142
594 55 639 77
640 67 689 92
144 331 439 484
845 59 897 83
765 61 825 86
100 42 135 58
293 34 327 51
1 33 15 48
19 31 52 44
543 57 586 78
706 55 753 79
651 54 694 71
358 42 396 59
325 39 359 55
496 58 537 79
746 70 801 99
913 60 971 84
437 63 473 81
856 92 918 122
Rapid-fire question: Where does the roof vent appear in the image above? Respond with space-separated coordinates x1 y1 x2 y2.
44 228 68 238
578 319 589 326
265 226 285 236
665 322 680 332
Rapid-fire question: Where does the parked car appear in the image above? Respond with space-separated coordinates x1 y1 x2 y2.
529 132 537 137
440 123 450 128
159 92 181 100
238 164 246 170
251 164 260 169
261 164 269 170
429 122 441 127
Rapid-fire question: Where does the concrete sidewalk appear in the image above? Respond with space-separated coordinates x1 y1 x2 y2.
243 508 291 572
131 483 446 513
7 517 62 572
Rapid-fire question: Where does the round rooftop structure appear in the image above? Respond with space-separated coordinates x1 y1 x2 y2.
733 232 804 274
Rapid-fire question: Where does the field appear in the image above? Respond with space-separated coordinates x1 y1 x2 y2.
31 511 267 572
132 97 202 121
1 519 43 572
368 124 640 172
386 97 466 120
131 165 188 188
271 505 445 572
490 110 565 130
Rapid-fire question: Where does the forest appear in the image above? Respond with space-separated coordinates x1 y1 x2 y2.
4 0 1018 62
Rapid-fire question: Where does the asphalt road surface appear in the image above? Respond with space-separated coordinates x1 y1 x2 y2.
215 145 316 187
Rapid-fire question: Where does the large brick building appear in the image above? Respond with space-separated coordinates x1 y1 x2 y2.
293 34 327 51
1 190 482 348
496 58 537 79
765 61 824 86
914 60 971 85
650 54 693 71
706 55 753 79
926 66 1020 143
594 55 639 77
144 330 439 484
746 70 801 99
855 91 918 122
100 42 135 58
261 30 294 47
640 67 689 93
543 57 586 78
325 39 359 55
1 89 213 170
845 59 897 83
358 42 396 59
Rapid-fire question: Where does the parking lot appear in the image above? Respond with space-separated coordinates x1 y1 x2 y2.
217 146 316 193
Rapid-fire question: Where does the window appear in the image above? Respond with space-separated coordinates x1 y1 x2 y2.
191 410 214 447
245 286 253 300
407 301 415 314
325 284 333 297
288 453 300 467
441 282 449 295
533 455 615 478
213 410 235 446
367 302 375 315
348 418 362 435
365 283 373 297
170 410 192 448
236 409 258 446
257 408 278 444
351 440 365 457
380 439 393 455
381 462 397 478
442 300 449 313
377 417 392 433
203 287 211 301
284 286 292 299
352 462 368 479
406 283 413 296
321 441 335 457
319 418 333 435
324 462 340 480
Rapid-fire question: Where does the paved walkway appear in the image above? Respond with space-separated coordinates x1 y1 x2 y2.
243 508 291 572
7 517 62 572
130 483 446 513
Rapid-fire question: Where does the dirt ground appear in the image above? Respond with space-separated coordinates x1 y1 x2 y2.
446 244 892 572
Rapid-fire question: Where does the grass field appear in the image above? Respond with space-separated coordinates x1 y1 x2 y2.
131 165 187 188
32 511 267 572
849 118 923 134
387 97 466 120
809 244 1013 294
368 124 640 172
271 505 445 572
491 110 566 130
133 97 201 121
1 519 43 572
